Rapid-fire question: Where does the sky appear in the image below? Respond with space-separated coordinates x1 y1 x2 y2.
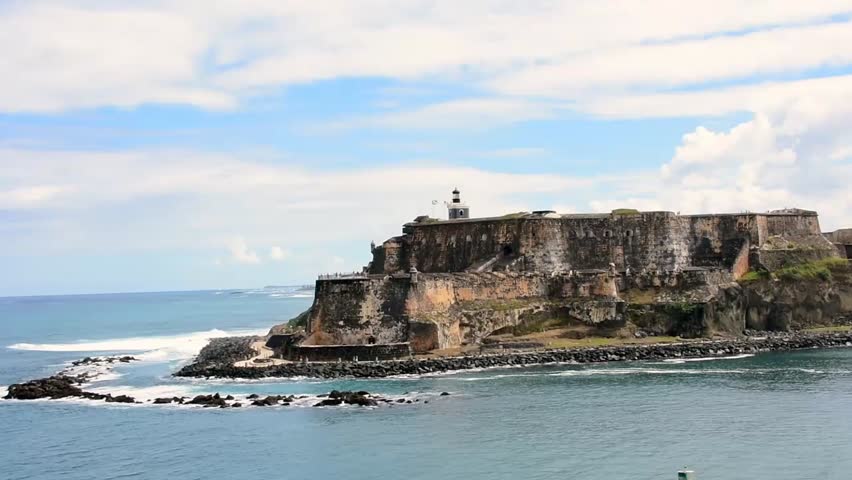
2 0 852 296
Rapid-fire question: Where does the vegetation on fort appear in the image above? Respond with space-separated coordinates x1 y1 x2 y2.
500 212 529 219
611 208 640 215
740 258 849 283
662 302 702 317
287 308 311 329
543 335 680 349
739 270 771 282
508 316 575 336
776 257 848 281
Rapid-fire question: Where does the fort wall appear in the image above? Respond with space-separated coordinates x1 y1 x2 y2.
371 211 833 276
308 209 842 353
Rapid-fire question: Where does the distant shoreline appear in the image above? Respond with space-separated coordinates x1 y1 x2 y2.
175 330 852 380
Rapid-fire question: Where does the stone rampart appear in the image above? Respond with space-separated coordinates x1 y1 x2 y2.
309 209 842 353
370 210 832 276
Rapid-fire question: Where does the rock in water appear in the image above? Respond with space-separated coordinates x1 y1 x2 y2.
4 376 83 400
105 394 136 403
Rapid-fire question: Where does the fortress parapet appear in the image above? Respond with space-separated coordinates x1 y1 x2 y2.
369 209 832 278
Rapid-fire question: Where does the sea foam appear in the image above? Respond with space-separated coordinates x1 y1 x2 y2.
8 328 267 362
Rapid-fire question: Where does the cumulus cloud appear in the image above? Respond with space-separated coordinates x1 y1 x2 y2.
591 105 852 228
226 237 260 264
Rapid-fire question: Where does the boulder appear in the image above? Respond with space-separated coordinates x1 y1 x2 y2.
4 376 83 400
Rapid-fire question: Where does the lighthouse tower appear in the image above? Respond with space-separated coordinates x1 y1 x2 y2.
447 188 470 220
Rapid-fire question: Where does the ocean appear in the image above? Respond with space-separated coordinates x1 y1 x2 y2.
2 289 852 480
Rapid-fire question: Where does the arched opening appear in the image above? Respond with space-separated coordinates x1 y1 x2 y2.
502 244 514 256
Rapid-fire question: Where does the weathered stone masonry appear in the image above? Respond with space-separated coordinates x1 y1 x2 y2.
371 210 829 275
304 209 841 353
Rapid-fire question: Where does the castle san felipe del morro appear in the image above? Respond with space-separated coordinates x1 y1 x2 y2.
270 189 852 362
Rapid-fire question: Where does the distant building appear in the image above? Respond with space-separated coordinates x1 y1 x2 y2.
447 188 470 220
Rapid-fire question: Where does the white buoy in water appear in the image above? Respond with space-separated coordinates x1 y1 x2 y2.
678 469 695 480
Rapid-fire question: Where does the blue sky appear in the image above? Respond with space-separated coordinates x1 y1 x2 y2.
2 1 852 296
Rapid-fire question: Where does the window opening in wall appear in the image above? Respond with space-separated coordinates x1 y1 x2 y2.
625 230 633 237
502 244 514 256
604 230 612 238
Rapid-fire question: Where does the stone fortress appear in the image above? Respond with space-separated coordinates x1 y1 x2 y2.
280 190 850 360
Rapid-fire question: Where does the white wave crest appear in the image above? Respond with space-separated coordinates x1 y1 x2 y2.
548 368 750 376
662 354 755 364
7 328 267 362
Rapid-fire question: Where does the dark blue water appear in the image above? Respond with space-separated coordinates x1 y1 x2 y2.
2 290 852 480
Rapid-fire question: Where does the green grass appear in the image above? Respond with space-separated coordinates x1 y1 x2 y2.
611 208 640 215
501 212 529 219
739 270 770 282
544 335 680 349
286 308 311 329
775 257 848 282
738 258 848 283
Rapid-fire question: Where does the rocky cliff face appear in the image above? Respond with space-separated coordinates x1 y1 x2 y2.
740 274 852 331
301 262 852 353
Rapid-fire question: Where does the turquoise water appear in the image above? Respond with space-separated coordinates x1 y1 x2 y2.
2 290 852 479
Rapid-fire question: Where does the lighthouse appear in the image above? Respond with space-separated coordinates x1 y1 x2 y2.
447 188 470 220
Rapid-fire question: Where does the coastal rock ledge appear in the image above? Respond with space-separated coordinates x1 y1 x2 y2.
175 331 852 379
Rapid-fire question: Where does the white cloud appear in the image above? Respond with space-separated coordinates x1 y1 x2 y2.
2 1 852 114
316 98 563 132
0 185 66 208
0 147 601 259
226 237 260 264
579 74 852 119
591 107 852 229
269 246 290 261
489 20 852 97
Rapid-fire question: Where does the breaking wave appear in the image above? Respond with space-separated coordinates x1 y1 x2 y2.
7 328 267 362
662 354 755 364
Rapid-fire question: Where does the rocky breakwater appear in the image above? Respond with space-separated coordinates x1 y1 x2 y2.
5 375 137 403
175 330 852 379
192 336 259 366
4 355 142 403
